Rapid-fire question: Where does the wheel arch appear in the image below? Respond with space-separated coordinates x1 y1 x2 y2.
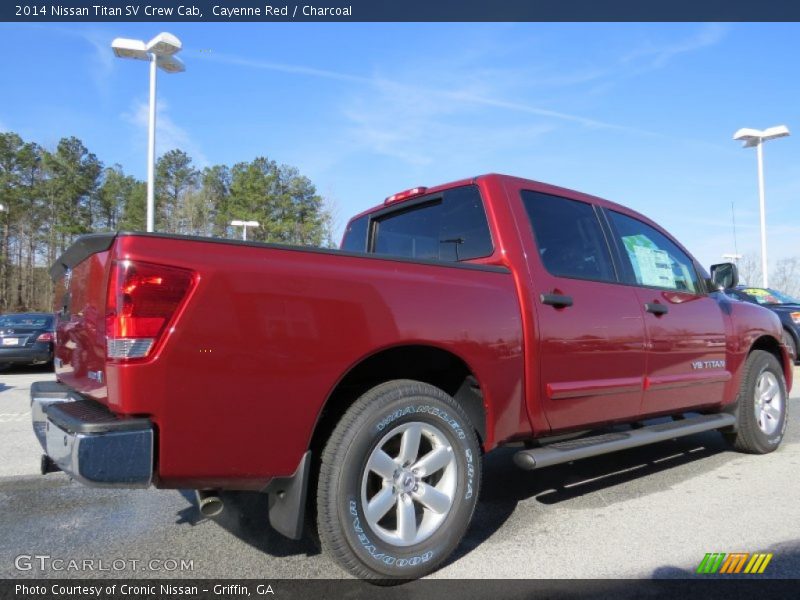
750 334 792 388
781 326 799 360
309 344 489 465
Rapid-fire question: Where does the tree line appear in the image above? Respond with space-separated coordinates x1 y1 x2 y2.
737 253 800 298
0 131 334 312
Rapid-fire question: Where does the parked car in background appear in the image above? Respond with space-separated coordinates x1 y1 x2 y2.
0 313 55 370
725 287 800 362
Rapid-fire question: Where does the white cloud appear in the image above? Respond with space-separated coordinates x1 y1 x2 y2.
623 24 729 71
20 24 117 95
80 29 116 96
200 25 733 168
339 74 563 167
206 52 370 85
202 51 644 135
124 99 209 167
201 50 668 169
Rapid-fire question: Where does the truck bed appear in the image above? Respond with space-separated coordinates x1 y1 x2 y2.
52 232 526 489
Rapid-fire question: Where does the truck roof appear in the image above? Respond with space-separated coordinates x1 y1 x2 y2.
350 173 645 223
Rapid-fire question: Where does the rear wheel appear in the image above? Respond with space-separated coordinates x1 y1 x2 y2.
317 380 481 582
724 350 787 454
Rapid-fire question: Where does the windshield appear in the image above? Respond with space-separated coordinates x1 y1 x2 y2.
0 315 53 329
740 288 800 305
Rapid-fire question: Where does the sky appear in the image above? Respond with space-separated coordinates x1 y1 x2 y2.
1 22 799 274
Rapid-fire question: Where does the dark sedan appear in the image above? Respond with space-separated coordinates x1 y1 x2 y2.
0 313 55 369
725 287 800 363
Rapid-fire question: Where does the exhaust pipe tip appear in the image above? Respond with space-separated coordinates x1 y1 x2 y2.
195 490 224 517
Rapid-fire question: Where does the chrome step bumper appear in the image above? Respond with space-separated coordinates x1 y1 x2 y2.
30 381 153 488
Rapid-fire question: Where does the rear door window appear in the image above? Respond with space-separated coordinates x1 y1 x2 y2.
372 185 493 262
521 190 616 282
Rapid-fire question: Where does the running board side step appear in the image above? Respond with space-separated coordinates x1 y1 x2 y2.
514 413 736 471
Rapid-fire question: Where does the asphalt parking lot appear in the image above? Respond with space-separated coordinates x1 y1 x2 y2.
1 366 799 581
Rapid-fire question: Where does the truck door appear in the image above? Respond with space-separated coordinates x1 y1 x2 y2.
604 209 729 414
514 189 648 431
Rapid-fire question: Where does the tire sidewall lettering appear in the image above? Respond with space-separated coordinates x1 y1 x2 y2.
465 448 474 500
376 403 466 440
347 498 435 568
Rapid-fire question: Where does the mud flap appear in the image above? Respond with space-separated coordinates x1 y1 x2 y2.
265 451 311 540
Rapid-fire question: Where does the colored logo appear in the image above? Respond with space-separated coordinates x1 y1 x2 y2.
696 552 773 574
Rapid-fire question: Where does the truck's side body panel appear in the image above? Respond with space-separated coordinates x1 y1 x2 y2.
719 295 794 396
491 174 790 430
633 286 729 414
57 235 526 489
500 180 648 431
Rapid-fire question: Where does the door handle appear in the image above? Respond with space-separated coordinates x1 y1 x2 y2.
645 302 668 316
541 293 573 308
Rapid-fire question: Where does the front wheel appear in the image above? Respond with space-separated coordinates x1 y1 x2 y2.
724 350 788 454
317 380 481 582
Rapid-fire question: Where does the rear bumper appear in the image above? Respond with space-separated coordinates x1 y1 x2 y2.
30 381 153 488
0 345 52 364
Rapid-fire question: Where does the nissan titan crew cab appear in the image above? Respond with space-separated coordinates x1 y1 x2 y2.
31 174 791 582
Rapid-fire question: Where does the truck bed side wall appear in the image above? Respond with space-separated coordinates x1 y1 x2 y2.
99 236 526 489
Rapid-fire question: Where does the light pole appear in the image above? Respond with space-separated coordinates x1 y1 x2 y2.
231 220 260 241
112 32 185 233
733 125 790 288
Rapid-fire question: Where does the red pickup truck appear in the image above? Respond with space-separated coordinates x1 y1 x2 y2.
32 173 791 581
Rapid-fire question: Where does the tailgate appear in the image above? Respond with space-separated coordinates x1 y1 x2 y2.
52 234 116 405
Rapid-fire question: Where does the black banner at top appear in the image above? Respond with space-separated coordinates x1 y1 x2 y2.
2 0 800 22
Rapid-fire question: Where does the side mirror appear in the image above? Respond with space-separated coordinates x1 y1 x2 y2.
709 262 739 290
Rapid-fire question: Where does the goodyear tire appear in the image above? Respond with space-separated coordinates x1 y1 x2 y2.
317 379 481 582
724 350 788 454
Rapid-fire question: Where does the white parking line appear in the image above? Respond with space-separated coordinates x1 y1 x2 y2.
0 412 28 423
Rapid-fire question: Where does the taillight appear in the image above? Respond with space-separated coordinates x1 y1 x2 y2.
791 312 800 325
106 260 196 360
36 332 53 342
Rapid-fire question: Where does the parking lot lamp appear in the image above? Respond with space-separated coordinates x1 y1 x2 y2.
231 220 260 241
722 253 742 264
112 33 185 233
732 125 790 288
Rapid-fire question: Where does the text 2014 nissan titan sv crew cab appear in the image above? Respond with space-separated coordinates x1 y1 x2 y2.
32 174 791 581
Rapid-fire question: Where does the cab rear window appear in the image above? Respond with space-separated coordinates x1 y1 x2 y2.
341 215 369 252
371 185 493 262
